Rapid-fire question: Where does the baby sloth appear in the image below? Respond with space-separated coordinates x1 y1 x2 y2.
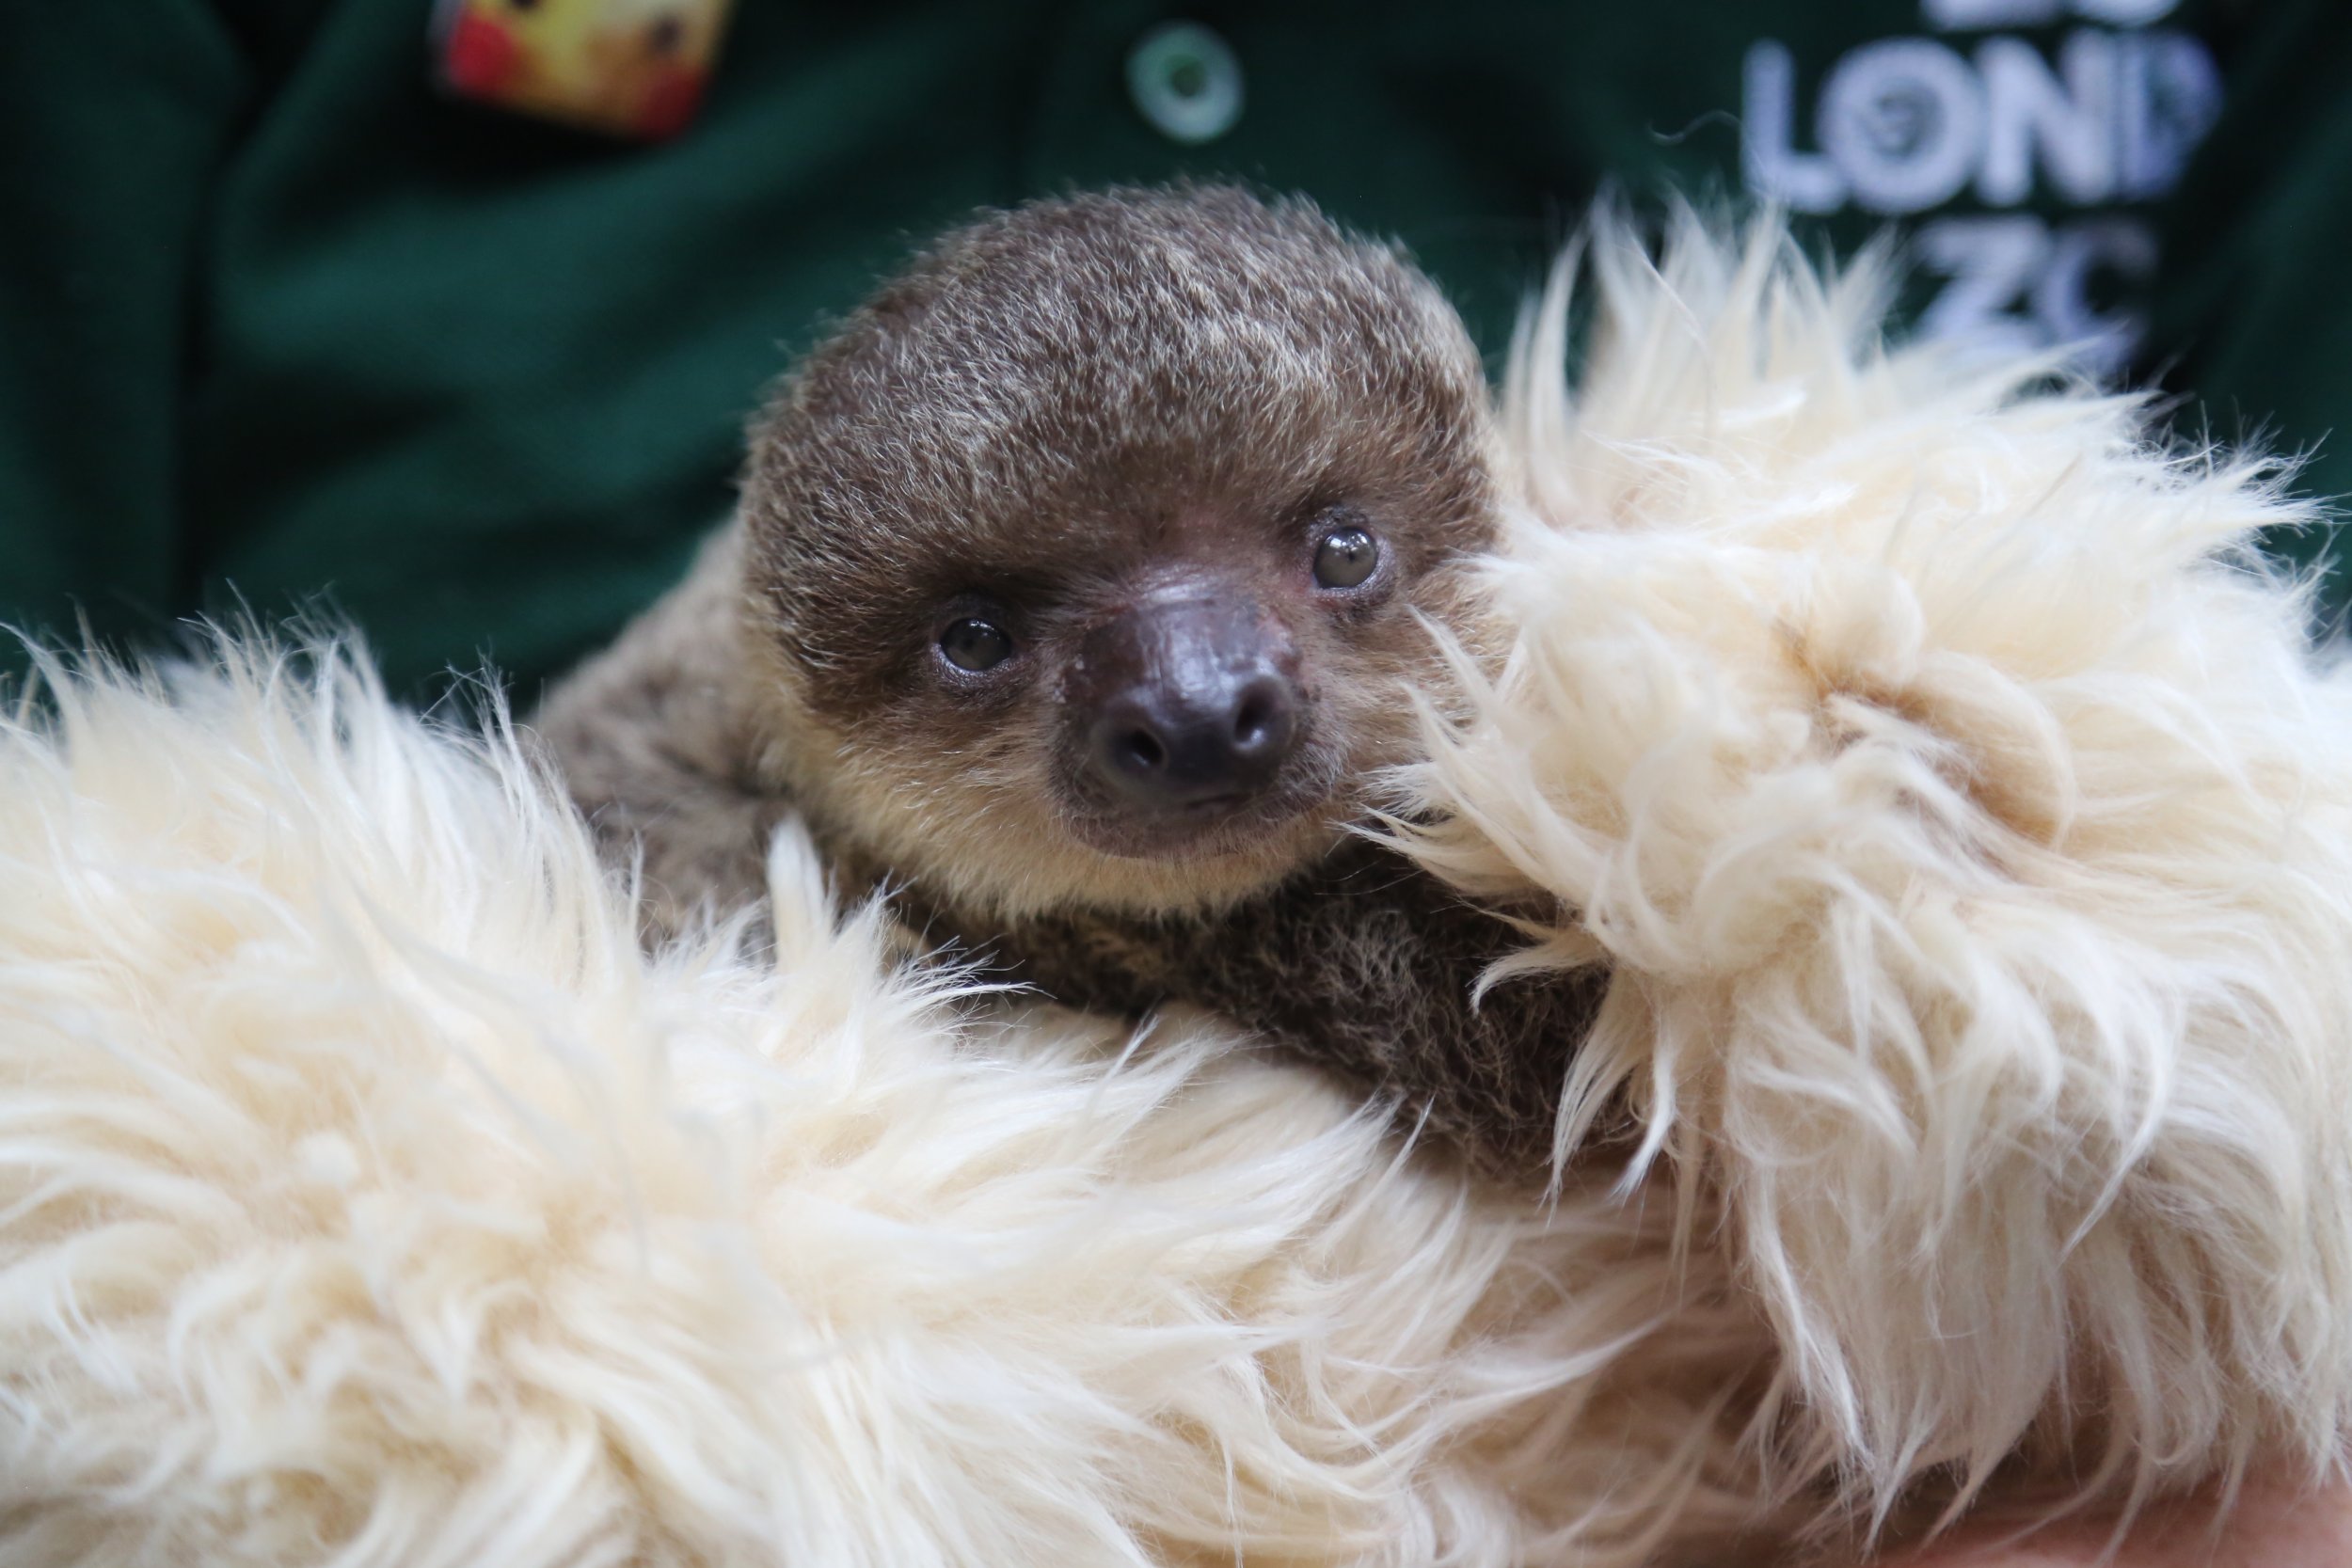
539 186 1607 1166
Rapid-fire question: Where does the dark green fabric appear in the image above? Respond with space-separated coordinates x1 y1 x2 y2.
3 1 2345 698
2145 0 2352 629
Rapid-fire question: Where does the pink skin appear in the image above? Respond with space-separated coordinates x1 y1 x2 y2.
1869 1477 2352 1568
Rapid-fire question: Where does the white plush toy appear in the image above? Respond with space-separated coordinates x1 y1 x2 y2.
1 213 2346 1566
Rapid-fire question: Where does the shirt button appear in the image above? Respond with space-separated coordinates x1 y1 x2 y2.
1126 22 1244 146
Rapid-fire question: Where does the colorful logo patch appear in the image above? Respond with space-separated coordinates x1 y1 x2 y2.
435 0 736 142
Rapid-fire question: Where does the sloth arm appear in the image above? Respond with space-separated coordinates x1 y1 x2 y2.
532 538 791 940
924 838 1612 1169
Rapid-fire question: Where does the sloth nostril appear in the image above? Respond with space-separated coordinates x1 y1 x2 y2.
1232 692 1272 752
1119 727 1168 773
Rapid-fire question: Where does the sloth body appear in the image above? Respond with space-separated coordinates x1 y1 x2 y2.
539 188 1602 1162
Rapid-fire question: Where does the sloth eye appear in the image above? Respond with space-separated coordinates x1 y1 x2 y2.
938 617 1013 673
1311 524 1381 590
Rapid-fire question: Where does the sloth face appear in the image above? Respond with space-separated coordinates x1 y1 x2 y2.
920 498 1403 857
738 187 1495 918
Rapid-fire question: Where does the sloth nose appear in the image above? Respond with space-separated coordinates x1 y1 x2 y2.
1093 672 1297 807
1077 594 1301 816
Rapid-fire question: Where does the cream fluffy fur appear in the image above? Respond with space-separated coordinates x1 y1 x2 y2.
1 214 2346 1566
0 644 1770 1565
1404 214 2352 1525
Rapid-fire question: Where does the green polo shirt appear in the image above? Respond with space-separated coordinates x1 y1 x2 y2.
5 0 2347 695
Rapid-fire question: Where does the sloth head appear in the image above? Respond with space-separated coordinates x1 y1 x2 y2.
738 186 1495 919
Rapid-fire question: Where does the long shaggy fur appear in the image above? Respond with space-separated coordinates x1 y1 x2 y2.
0 638 1769 1567
1396 211 2352 1527
3 210 2348 1564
